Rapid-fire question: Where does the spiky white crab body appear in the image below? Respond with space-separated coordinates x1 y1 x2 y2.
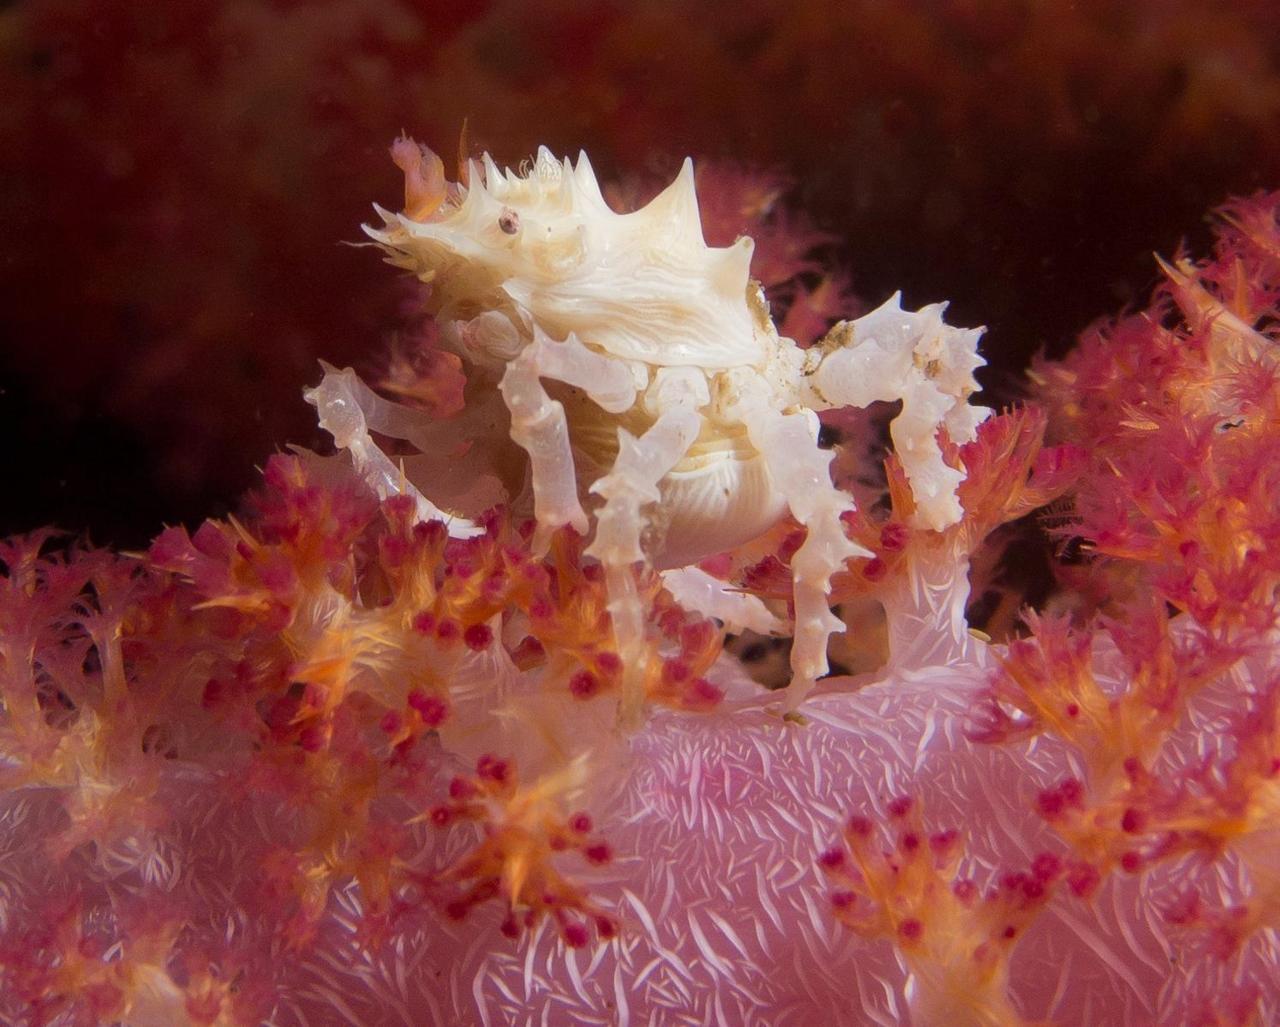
373 150 759 370
310 143 989 716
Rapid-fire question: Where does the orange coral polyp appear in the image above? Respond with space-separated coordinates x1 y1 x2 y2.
822 799 1060 1025
426 755 618 946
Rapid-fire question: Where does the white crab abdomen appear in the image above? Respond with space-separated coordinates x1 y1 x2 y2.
565 394 785 567
652 441 785 568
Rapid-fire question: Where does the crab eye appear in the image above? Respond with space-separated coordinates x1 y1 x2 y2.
498 208 520 235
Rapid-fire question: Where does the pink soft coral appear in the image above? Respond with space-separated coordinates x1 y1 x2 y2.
4 176 1280 1027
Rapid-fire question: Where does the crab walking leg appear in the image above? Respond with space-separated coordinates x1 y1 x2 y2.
499 333 637 555
587 405 702 728
741 402 872 707
800 295 987 530
305 364 483 538
499 353 585 553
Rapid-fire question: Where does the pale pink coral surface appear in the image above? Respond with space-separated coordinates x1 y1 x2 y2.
5 657 1275 1025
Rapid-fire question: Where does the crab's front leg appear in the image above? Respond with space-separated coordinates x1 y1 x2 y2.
800 294 988 530
306 363 484 537
727 372 873 708
586 368 705 728
499 330 637 554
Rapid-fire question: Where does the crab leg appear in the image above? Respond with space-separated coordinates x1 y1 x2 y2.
799 294 987 530
586 400 702 728
305 364 483 537
499 333 636 554
739 402 872 708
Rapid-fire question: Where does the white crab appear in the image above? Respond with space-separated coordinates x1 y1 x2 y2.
307 143 988 720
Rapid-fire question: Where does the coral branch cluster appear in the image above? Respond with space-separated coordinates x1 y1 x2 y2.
4 148 1280 1026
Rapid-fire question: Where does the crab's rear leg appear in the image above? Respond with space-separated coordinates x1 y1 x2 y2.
499 331 636 554
739 401 872 708
587 372 704 728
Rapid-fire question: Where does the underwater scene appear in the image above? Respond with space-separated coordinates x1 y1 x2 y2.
3 2 1280 1024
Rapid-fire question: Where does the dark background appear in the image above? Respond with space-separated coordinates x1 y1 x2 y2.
3 0 1279 548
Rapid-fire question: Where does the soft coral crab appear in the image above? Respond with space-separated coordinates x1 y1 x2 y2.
307 140 989 720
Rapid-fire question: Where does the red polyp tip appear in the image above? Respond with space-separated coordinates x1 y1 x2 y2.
448 776 476 800
408 690 448 727
847 815 874 838
830 889 857 909
499 915 520 939
862 557 887 582
562 922 589 948
569 670 599 699
1065 703 1080 718
1119 850 1143 874
379 711 402 734
1037 778 1084 820
1120 807 1145 833
1066 862 1101 898
594 651 622 676
446 558 475 579
595 915 618 939
880 522 909 551
662 658 690 684
929 829 959 855
444 899 470 920
900 832 921 853
953 879 978 904
584 842 613 865
1122 757 1143 781
1037 789 1065 819
430 805 452 827
568 812 593 833
412 611 437 635
886 795 914 819
1002 924 1018 940
463 623 494 651
898 918 924 942
688 678 724 707
1031 852 1062 882
436 619 461 643
818 847 846 870
779 530 805 560
476 754 510 783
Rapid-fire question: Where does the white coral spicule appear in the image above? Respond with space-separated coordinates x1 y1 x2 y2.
294 670 1278 1027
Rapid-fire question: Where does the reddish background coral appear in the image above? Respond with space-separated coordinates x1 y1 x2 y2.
2 0 1279 545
